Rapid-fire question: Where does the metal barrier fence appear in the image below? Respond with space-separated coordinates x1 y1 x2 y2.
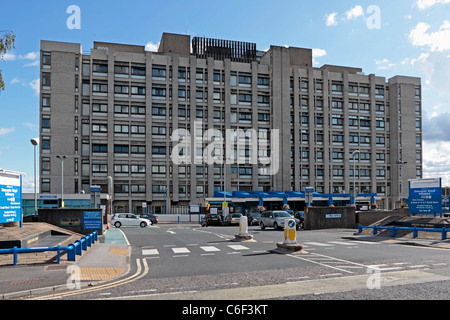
358 225 449 240
0 231 98 266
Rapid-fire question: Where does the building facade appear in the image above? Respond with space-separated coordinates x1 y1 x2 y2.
39 33 422 212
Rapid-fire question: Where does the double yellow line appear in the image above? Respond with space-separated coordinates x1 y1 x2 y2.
27 259 149 300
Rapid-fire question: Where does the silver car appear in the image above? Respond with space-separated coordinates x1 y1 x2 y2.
259 210 300 230
111 213 152 228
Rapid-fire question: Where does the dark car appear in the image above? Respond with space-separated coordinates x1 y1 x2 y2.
293 211 304 229
247 213 261 226
201 213 223 227
138 213 158 224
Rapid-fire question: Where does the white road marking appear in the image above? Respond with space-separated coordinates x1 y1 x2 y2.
172 247 190 254
228 245 250 250
200 246 221 252
142 249 159 255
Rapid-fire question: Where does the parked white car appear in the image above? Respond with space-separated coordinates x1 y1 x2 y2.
111 213 152 228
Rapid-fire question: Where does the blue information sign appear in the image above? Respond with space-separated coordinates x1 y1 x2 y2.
0 171 22 224
83 210 102 229
408 178 442 217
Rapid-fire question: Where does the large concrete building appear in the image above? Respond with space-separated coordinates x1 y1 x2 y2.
39 32 422 212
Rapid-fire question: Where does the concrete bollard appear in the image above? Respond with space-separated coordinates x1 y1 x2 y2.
283 219 297 244
233 215 253 241
239 216 249 235
276 219 303 253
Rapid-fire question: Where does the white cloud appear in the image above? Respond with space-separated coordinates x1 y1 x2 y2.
345 5 364 20
1 52 16 61
29 78 40 96
24 60 39 67
145 42 159 52
23 122 38 131
312 48 327 66
409 20 450 52
0 128 14 136
10 77 21 84
374 58 396 70
417 0 450 10
18 51 38 61
325 12 338 26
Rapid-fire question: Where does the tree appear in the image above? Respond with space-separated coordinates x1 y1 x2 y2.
0 30 16 93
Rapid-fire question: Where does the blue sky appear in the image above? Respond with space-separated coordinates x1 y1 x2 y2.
1 0 450 192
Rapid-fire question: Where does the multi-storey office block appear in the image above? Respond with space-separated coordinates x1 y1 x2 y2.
39 33 421 212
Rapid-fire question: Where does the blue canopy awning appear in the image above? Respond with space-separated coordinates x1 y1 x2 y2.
267 191 287 198
232 191 253 198
285 191 305 198
213 190 232 198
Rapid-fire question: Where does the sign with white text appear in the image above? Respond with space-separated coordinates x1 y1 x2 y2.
0 171 22 224
409 178 442 217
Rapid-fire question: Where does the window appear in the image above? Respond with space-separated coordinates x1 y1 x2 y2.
92 164 107 175
114 124 128 134
360 117 370 128
359 86 370 96
93 63 108 73
131 165 146 174
41 178 50 192
114 145 129 154
114 164 129 174
152 84 166 98
376 117 385 129
131 184 146 193
131 145 145 155
258 76 269 87
152 185 166 194
152 146 166 155
114 65 129 75
114 104 129 115
114 184 129 194
42 115 50 131
42 94 51 110
131 66 146 77
152 165 166 175
92 123 108 134
131 85 146 95
257 94 270 105
152 126 166 137
42 52 51 67
415 118 421 129
331 82 343 94
131 105 145 116
332 115 343 126
41 157 50 175
92 82 108 93
131 125 146 135
42 136 50 151
331 100 343 110
93 103 108 114
152 106 166 117
239 93 252 104
42 73 51 88
152 65 166 79
92 144 107 153
114 84 128 94
238 74 251 86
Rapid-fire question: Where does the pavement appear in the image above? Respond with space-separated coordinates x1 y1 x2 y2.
0 225 131 300
0 222 449 300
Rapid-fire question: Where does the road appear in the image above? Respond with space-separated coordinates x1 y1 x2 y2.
30 223 450 301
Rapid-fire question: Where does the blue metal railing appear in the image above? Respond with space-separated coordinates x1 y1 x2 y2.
358 225 449 240
0 231 98 266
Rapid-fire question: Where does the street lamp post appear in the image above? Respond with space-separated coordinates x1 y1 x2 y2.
396 160 408 206
56 155 67 208
351 150 360 205
30 138 39 217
